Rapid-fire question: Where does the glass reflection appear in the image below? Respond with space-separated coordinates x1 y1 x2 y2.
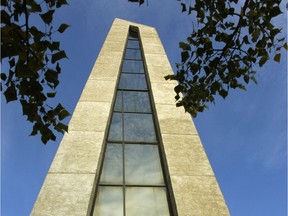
108 113 122 141
119 74 147 90
100 144 123 184
122 60 144 73
93 186 123 216
123 91 151 113
114 91 122 111
126 187 170 216
124 113 156 142
127 40 140 49
125 49 141 59
125 145 164 185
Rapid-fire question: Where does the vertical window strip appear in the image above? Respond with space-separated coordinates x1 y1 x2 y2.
92 27 172 216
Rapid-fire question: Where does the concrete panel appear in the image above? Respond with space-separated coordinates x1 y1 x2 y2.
171 176 230 216
31 173 95 216
93 51 123 67
144 53 172 67
79 79 116 102
69 102 111 132
150 82 179 105
162 134 214 176
142 43 166 55
49 131 104 173
105 26 128 42
100 40 126 53
155 104 198 135
88 62 121 81
141 34 162 44
146 65 176 83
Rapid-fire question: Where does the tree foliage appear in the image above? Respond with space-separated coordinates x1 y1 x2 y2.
1 0 70 144
165 0 287 117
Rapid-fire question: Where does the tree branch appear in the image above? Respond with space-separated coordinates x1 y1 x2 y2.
23 0 30 64
219 0 250 61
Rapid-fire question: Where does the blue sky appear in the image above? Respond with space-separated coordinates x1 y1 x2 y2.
1 1 287 215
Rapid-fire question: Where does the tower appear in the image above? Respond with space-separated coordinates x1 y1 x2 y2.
31 18 229 216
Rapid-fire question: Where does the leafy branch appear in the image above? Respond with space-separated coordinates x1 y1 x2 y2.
1 0 70 144
166 0 287 117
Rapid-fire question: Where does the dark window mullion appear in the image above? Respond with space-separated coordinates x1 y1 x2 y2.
126 47 140 51
121 90 126 216
120 72 144 75
99 184 166 187
107 140 159 145
122 58 142 61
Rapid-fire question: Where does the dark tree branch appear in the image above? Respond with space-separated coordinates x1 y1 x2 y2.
219 0 250 61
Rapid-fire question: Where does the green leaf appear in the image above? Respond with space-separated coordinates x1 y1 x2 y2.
56 0 68 8
58 23 69 33
1 73 7 81
4 83 17 103
174 85 183 94
40 10 55 24
164 74 177 80
251 76 258 84
45 69 59 87
181 51 189 63
270 6 282 17
54 123 68 133
284 43 288 51
259 56 269 67
190 63 200 73
238 85 247 91
49 41 60 51
40 127 56 144
181 3 187 12
47 92 57 98
30 123 42 136
54 103 65 114
9 58 15 68
244 75 249 84
58 109 70 121
179 42 191 51
28 1 42 12
211 81 220 93
52 50 67 64
56 63 61 73
219 89 228 99
273 53 281 62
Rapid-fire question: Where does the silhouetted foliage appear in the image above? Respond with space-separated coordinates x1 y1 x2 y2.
1 0 70 144
166 0 287 117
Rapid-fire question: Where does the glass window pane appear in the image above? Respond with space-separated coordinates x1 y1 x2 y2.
125 49 141 59
119 74 147 90
124 113 156 142
123 91 151 113
125 145 164 185
127 40 140 49
108 113 122 141
114 91 122 111
126 187 170 216
128 31 138 39
122 60 144 73
100 144 123 184
93 186 123 216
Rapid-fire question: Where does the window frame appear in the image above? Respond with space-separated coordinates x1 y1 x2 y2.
90 26 176 216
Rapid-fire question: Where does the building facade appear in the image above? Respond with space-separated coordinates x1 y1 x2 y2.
31 18 230 216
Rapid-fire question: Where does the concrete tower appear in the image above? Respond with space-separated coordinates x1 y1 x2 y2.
31 18 230 216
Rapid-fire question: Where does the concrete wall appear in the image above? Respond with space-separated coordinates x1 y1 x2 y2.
31 18 229 216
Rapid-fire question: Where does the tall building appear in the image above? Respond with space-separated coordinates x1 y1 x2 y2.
31 18 230 216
